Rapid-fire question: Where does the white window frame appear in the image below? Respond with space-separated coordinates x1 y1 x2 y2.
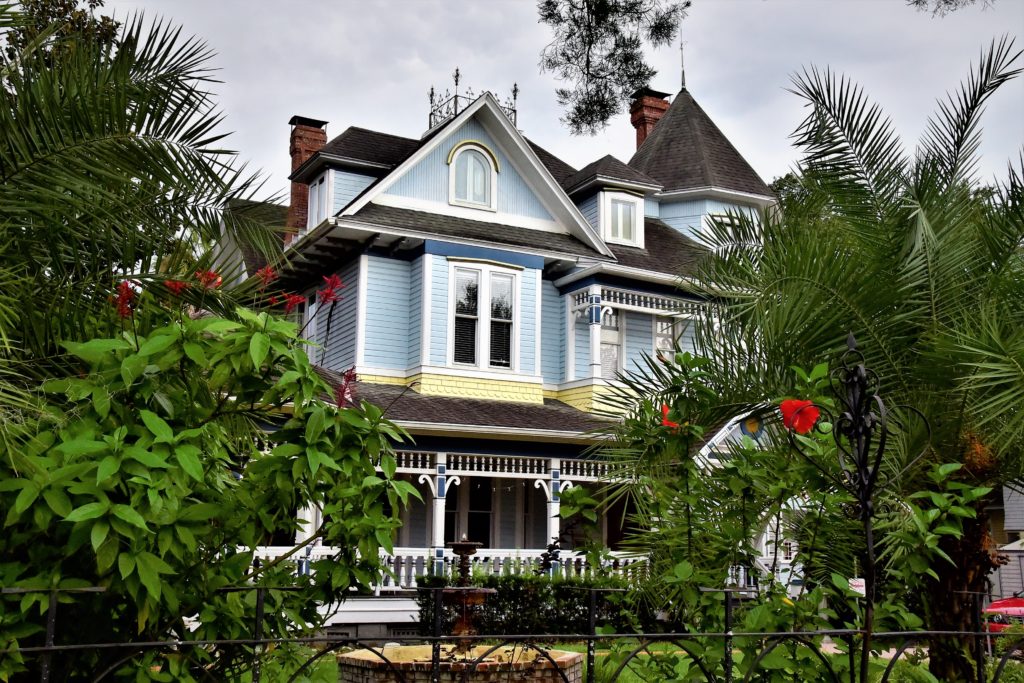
306 171 332 231
599 191 644 248
303 295 318 363
447 262 520 372
654 315 681 362
600 307 623 378
448 143 498 212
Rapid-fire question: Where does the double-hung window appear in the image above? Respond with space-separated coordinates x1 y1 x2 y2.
452 264 516 370
610 199 635 241
307 173 328 230
600 309 622 378
601 192 643 247
655 316 679 362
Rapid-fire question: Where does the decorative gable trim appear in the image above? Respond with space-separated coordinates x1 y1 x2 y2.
340 93 614 258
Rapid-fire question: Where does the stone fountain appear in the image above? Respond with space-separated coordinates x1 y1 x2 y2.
335 536 583 682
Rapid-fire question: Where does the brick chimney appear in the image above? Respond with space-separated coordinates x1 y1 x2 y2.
286 115 328 245
629 87 671 149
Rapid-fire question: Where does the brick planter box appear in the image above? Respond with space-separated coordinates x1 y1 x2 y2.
337 644 583 683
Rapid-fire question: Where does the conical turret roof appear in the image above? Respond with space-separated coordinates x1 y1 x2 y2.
629 89 772 198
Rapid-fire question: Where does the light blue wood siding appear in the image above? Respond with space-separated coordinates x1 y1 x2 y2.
577 194 599 231
429 256 449 365
319 259 360 370
364 256 410 369
624 311 653 373
660 198 757 239
385 118 553 221
659 199 706 239
519 270 537 374
332 170 375 214
407 256 423 368
541 281 564 383
644 197 660 217
574 317 590 379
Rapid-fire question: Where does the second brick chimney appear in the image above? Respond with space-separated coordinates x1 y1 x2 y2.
286 115 328 245
629 87 671 150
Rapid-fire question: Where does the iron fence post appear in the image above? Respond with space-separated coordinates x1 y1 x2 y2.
974 592 984 683
39 589 57 683
252 585 265 683
432 587 442 683
724 589 733 683
586 588 597 683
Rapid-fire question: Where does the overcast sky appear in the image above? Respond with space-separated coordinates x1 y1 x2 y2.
108 0 1023 201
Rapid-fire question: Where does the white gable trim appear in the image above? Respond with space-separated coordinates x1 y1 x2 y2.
340 93 614 258
372 194 562 233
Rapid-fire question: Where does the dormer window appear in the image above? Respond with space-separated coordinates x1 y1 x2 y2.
448 142 498 211
307 172 329 230
600 191 644 247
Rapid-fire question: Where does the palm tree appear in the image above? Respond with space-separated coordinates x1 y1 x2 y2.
684 37 1024 680
0 6 282 446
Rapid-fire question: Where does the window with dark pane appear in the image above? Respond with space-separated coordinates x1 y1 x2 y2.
454 269 479 364
489 273 513 368
600 308 621 378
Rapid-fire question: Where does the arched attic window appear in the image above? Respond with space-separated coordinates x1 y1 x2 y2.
448 141 498 211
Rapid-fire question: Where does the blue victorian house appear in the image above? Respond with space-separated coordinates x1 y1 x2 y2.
229 80 775 635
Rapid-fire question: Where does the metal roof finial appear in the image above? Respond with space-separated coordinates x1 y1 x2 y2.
680 40 687 90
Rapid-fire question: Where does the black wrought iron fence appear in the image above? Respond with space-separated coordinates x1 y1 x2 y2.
3 584 1023 683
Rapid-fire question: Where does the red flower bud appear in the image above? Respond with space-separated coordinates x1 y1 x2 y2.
661 404 680 430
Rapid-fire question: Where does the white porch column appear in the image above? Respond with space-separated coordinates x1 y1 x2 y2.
547 457 562 546
294 505 321 546
587 285 602 379
425 453 458 575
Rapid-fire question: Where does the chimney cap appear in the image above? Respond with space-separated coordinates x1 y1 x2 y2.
630 86 672 101
288 115 329 129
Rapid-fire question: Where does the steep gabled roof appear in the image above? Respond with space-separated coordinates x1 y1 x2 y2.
629 89 772 198
312 126 578 185
562 154 661 195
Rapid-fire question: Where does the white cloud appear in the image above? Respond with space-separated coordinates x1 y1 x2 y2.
108 0 1024 195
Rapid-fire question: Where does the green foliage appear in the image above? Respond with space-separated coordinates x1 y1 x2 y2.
538 0 690 135
0 307 413 680
415 573 654 636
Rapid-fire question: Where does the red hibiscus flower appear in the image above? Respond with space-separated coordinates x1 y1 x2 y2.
114 281 135 318
164 280 190 296
780 399 820 435
255 265 277 290
661 404 680 430
334 367 357 408
318 273 344 304
195 270 222 289
283 293 305 314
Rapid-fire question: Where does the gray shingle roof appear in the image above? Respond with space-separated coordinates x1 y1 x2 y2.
315 377 607 436
317 127 579 187
629 89 772 198
320 126 423 167
562 154 661 194
347 203 607 259
608 218 706 278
